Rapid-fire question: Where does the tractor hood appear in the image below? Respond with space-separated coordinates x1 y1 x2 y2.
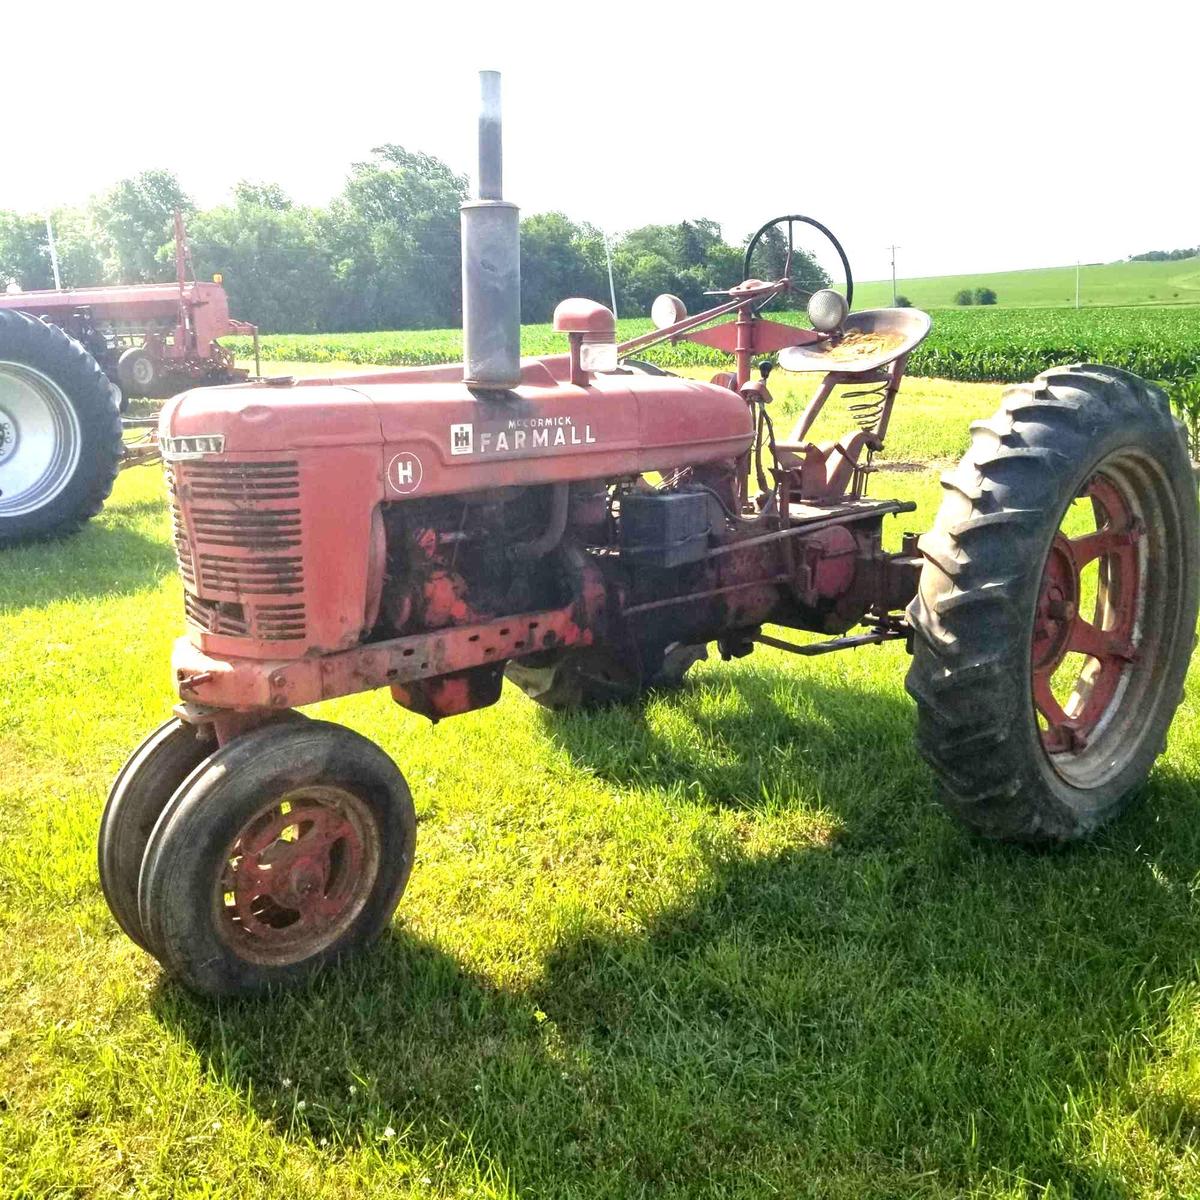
159 365 754 499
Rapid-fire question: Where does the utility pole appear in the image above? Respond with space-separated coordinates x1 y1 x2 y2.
603 229 619 321
45 213 62 290
887 243 901 305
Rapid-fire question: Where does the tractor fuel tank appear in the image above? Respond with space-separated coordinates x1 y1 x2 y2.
161 364 754 496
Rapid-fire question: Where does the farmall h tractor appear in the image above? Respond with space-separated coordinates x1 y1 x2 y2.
100 74 1199 995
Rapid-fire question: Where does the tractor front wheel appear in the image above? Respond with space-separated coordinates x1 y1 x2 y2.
100 710 312 953
906 364 1199 843
99 719 217 952
137 720 416 995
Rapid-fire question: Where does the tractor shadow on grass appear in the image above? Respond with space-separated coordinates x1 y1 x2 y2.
155 681 1200 1196
0 505 175 613
535 652 933 840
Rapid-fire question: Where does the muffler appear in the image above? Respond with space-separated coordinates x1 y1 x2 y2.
461 70 521 390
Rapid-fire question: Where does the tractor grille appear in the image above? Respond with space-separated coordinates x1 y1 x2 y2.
183 595 307 641
189 510 302 551
182 461 301 502
183 593 250 637
195 554 304 596
170 489 197 590
168 460 307 642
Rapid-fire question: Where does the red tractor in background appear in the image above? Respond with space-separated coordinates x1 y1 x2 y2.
100 74 1199 997
0 212 258 543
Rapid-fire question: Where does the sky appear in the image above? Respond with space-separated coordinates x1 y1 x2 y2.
6 0 1197 284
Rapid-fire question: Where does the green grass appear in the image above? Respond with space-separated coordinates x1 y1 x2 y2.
6 375 1200 1197
229 304 1200 384
852 256 1200 310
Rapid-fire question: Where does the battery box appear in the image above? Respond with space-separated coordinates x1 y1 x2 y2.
620 490 713 568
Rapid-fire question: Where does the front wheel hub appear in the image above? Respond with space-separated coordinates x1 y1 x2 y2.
216 785 380 966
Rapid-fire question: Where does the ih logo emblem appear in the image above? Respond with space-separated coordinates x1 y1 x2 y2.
450 423 474 455
387 452 423 495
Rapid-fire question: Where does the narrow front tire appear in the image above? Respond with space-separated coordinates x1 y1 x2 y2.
138 720 417 995
99 719 217 952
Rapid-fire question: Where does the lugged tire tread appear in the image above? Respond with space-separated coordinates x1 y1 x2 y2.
905 364 1200 843
0 309 122 543
973 446 1071 470
949 508 1040 538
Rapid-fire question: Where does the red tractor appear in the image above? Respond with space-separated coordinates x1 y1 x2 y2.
101 74 1199 996
0 213 258 543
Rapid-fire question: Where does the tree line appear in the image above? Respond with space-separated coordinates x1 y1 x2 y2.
0 148 785 333
1130 247 1198 262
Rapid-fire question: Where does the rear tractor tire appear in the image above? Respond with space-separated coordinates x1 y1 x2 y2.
906 364 1199 844
0 310 122 544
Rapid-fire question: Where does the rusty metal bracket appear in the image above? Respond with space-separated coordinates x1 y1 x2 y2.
174 600 599 712
753 626 908 657
703 499 915 561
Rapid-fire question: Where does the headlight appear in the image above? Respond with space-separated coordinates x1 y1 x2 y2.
651 293 687 330
807 289 849 333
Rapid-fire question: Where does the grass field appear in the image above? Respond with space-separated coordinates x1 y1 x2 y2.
852 256 1200 310
5 372 1200 1198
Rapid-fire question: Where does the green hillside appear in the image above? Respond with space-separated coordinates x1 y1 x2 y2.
853 256 1200 310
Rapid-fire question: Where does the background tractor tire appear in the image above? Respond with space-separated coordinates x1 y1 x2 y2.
906 363 1199 844
116 346 158 397
0 310 122 544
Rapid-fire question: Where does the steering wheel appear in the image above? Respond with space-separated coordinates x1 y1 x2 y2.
742 214 854 315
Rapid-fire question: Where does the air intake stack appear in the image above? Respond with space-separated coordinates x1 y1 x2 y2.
461 70 521 390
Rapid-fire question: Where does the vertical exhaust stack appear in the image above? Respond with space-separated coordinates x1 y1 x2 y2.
461 70 521 390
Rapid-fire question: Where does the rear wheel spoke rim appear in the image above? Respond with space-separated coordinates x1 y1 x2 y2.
1031 468 1143 763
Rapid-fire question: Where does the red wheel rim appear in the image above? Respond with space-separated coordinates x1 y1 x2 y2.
1031 471 1142 758
215 786 380 965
